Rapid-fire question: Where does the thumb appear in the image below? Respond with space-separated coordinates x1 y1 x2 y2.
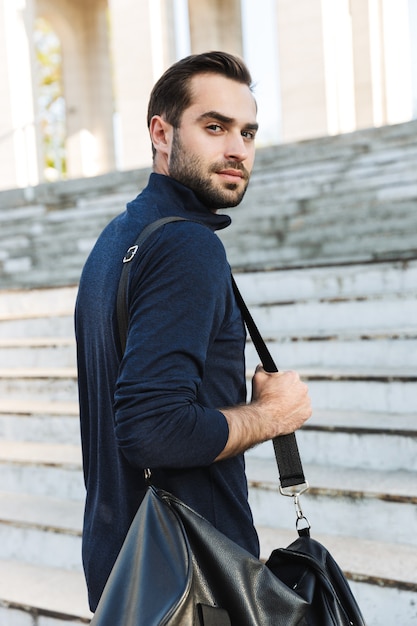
254 364 284 378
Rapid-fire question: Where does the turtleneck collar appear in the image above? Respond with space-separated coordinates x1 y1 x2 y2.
129 173 232 232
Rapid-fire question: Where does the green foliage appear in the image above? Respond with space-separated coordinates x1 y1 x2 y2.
34 17 67 179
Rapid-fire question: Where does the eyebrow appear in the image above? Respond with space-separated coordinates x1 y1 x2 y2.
198 110 259 132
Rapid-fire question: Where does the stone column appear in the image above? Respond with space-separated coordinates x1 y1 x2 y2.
410 0 417 118
351 0 414 128
381 0 413 124
82 0 116 175
0 0 39 190
0 0 19 190
108 0 159 170
350 0 377 128
49 1 93 179
275 0 328 142
187 0 243 56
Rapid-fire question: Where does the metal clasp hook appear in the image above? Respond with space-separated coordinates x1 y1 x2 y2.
144 468 152 485
123 245 138 263
280 481 311 532
294 492 311 532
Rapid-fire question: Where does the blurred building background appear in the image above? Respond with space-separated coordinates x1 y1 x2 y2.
0 0 416 191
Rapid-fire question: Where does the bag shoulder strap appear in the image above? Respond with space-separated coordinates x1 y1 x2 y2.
231 276 307 493
116 217 307 495
116 216 189 353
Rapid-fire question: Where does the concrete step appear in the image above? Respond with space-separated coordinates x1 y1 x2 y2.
0 259 415 317
2 334 416 372
246 335 417 370
248 143 417 190
306 373 417 414
0 399 80 444
0 368 78 401
0 559 92 625
1 399 414 472
2 259 415 317
244 367 417 414
1 401 414 473
0 440 84 500
249 295 417 338
0 491 83 571
289 410 416 472
251 139 417 187
2 338 416 381
245 186 417 237
2 435 415 549
221 185 417 269
0 401 417 471
3 332 417 373
235 259 417 305
227 232 417 270
1 259 414 341
251 409 417 471
246 456 417 547
0 287 77 319
2 332 416 374
0 338 76 368
284 201 417 242
0 315 74 338
2 365 416 413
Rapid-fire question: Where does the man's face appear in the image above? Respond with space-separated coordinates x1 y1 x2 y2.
166 73 258 210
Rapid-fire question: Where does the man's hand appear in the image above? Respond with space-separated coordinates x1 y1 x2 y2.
251 366 311 437
216 365 312 461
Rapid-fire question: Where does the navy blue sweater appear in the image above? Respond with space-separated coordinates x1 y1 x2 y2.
75 174 259 611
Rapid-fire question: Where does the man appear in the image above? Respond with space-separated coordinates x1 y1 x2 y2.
75 51 312 613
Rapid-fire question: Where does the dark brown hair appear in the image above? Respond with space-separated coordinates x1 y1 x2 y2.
147 51 253 131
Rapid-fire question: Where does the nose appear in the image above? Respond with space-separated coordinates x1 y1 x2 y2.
224 132 248 162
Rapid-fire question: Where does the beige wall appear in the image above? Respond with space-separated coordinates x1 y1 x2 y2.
276 0 328 142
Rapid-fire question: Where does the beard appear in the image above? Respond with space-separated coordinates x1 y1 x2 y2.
168 130 250 210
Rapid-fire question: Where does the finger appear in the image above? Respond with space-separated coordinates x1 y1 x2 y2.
255 364 286 377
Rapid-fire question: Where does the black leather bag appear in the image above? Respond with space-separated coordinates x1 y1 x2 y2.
90 486 308 626
90 485 365 626
90 217 366 625
266 534 365 625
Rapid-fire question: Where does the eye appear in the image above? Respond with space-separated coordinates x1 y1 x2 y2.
206 123 223 133
242 129 256 140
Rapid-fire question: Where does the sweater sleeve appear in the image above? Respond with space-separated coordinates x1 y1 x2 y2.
113 221 232 469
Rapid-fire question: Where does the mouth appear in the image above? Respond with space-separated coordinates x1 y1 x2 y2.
217 169 245 183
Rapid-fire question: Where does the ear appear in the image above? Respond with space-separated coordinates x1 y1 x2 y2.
149 115 173 158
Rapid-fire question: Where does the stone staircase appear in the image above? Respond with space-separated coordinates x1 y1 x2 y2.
1 258 417 625
0 287 90 626
1 120 417 288
240 259 417 625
